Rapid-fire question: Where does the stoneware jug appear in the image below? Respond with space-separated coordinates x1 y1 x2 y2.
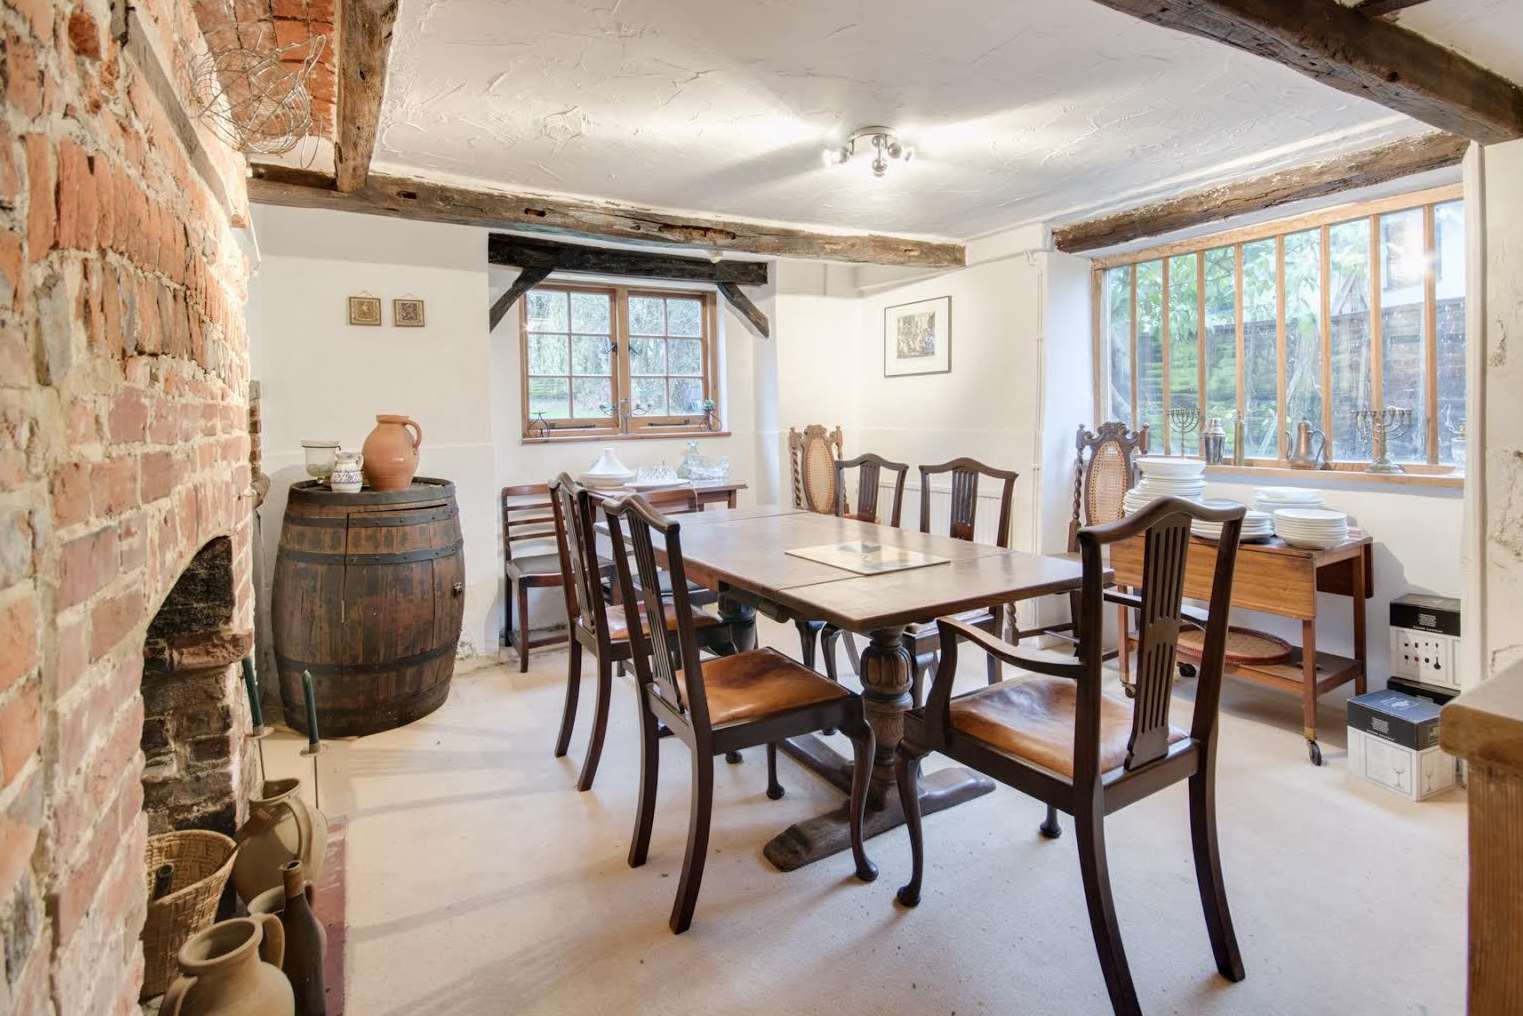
160 915 293 1016
232 779 329 904
327 451 363 494
360 414 422 491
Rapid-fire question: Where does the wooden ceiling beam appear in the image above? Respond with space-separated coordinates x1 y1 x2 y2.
1087 0 1523 144
248 164 965 269
1354 0 1433 17
1053 131 1469 254
335 0 400 192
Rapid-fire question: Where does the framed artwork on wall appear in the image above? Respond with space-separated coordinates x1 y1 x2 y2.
348 296 382 326
883 296 951 377
393 298 426 327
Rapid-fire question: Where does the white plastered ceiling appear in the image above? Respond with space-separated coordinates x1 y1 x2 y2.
369 0 1522 242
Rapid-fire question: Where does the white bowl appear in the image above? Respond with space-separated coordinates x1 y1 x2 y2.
1137 456 1207 479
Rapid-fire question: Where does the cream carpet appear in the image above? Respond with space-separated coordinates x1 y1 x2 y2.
265 619 1466 1016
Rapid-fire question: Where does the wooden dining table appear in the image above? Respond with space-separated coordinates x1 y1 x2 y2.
603 503 1092 871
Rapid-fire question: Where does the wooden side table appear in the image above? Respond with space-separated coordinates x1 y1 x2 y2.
1111 532 1373 765
1442 664 1523 1014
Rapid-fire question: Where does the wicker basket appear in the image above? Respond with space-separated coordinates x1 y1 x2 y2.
1177 626 1293 667
140 830 238 999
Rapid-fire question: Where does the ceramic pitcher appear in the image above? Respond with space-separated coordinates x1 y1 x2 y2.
160 916 293 1016
360 414 423 491
232 779 329 904
328 451 363 494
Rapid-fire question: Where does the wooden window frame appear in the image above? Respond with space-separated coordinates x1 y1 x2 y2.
520 282 721 441
1091 183 1464 478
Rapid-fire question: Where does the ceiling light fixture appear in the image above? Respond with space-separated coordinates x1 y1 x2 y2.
821 126 914 178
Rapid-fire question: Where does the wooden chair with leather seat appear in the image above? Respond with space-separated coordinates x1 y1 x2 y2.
819 453 911 682
905 457 1019 697
895 496 1247 1016
607 485 719 611
549 474 723 792
503 482 610 673
788 424 845 670
1013 422 1148 661
603 492 878 934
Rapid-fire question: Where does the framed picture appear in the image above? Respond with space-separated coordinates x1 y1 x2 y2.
393 298 426 328
347 296 382 326
883 296 951 377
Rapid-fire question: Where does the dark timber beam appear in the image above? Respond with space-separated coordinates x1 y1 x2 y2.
1355 0 1433 17
488 265 552 331
1087 0 1523 143
488 235 772 337
488 235 768 286
1053 131 1469 253
335 0 400 192
248 164 965 269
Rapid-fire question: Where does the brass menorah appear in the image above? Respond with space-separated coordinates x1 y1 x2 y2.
1353 407 1414 474
1167 407 1202 456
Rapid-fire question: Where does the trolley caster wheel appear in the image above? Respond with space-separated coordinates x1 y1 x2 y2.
1122 683 1136 700
1307 740 1323 767
725 750 743 764
1178 662 1197 679
766 783 785 801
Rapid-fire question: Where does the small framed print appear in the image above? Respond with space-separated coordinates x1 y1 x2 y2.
348 296 382 326
393 298 426 328
884 295 951 377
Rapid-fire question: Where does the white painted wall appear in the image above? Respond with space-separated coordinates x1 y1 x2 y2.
248 204 769 661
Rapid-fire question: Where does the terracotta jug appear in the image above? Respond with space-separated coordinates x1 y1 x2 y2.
232 779 329 905
360 414 422 491
161 916 293 1016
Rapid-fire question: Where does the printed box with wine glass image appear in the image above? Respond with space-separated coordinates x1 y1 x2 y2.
1346 689 1457 801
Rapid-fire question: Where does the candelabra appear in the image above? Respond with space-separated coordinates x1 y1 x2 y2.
1353 407 1414 474
1167 407 1202 457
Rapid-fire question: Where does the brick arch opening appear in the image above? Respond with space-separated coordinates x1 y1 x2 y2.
141 535 252 834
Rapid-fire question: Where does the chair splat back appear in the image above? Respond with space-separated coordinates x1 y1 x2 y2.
918 457 1018 547
603 495 710 728
1071 423 1149 549
1078 496 1244 771
789 424 845 514
835 453 909 527
549 474 607 636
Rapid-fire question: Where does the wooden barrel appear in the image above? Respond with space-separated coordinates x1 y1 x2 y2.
272 478 465 736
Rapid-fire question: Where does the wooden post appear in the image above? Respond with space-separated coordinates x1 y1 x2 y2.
1441 664 1523 1014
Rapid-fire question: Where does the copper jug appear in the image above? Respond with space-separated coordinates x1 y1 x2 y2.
1285 420 1327 469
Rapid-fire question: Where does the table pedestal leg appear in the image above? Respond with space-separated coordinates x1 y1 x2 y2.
717 592 756 763
763 626 995 872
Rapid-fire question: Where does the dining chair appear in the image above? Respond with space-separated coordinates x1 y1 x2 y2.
788 424 845 671
906 457 1019 696
503 482 609 673
549 474 722 792
818 453 911 682
603 493 878 934
1013 422 1148 660
895 496 1247 1016
612 485 719 610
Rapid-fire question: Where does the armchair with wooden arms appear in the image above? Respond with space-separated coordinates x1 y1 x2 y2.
895 496 1247 1016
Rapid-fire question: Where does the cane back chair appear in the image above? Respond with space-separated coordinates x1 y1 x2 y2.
895 496 1247 1016
788 424 846 670
603 493 877 933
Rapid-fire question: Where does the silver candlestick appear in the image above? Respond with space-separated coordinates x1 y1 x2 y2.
1354 407 1414 474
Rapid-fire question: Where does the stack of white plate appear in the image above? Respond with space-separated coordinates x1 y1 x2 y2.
1254 486 1327 514
1273 508 1350 549
1190 500 1274 541
1123 457 1207 514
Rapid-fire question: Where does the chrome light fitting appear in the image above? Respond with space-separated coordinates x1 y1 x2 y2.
822 126 914 177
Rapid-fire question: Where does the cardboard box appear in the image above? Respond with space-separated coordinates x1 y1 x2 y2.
1347 689 1442 750
1346 690 1455 801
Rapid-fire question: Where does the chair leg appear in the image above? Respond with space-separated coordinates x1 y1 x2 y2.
820 627 841 683
503 574 514 649
895 740 928 906
576 654 613 792
628 695 661 868
766 742 785 800
1039 804 1062 840
1190 765 1246 982
985 610 1002 684
553 639 582 758
1075 800 1142 1016
843 717 877 883
670 751 714 934
516 581 532 673
842 633 860 674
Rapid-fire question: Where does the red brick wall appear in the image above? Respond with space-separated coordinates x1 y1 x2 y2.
0 0 253 1011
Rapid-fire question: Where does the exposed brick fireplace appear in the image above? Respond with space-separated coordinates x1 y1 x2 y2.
142 536 257 835
0 0 256 1010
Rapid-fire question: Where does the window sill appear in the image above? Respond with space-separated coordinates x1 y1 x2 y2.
521 430 733 446
1203 464 1464 491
